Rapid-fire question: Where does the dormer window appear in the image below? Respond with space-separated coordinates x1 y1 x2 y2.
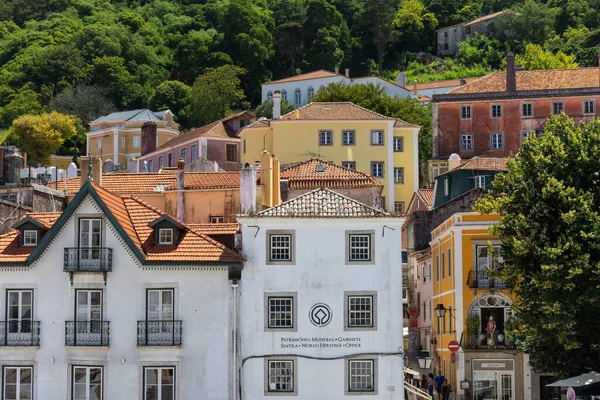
23 230 38 246
159 228 174 245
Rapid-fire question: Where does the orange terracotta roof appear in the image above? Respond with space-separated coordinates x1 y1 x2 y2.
448 68 599 94
25 212 62 229
463 11 504 27
0 232 31 262
168 172 240 190
280 159 380 190
244 119 271 129
279 102 419 128
263 70 342 85
415 77 478 90
417 189 434 207
187 223 240 235
456 157 509 172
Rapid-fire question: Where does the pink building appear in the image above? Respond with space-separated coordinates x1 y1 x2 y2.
136 111 253 172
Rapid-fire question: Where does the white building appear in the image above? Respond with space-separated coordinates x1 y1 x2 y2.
237 187 405 399
0 162 244 400
261 70 414 107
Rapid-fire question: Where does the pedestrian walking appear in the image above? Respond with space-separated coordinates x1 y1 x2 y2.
427 373 434 398
441 379 452 400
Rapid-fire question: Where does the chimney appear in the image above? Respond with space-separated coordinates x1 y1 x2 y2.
80 156 102 187
141 122 157 156
396 71 406 87
506 52 516 92
272 91 282 120
413 80 418 96
272 155 281 206
345 68 350 78
260 150 273 207
295 108 300 119
459 78 467 85
448 153 461 171
335 67 339 74
176 158 185 222
240 163 257 214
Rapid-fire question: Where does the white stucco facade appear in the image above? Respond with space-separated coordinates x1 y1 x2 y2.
237 216 405 399
0 195 236 400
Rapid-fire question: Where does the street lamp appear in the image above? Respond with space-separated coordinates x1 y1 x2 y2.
435 304 456 319
417 357 432 369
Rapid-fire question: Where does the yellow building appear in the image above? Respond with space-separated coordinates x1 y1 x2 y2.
87 109 180 170
239 98 420 213
430 212 528 400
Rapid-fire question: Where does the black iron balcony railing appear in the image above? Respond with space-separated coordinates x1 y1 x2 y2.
63 247 112 272
463 332 516 349
65 321 110 346
137 320 182 346
467 269 508 289
0 321 40 346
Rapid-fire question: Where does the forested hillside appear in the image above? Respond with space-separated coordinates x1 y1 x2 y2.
1 0 600 135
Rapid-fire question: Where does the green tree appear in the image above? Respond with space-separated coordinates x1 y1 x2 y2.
392 0 438 54
254 99 296 119
475 114 600 376
9 111 77 165
189 65 249 128
303 0 346 71
271 0 306 78
0 89 44 129
363 0 398 72
49 85 116 126
148 80 192 129
312 82 432 164
456 33 504 69
498 0 558 49
515 43 578 70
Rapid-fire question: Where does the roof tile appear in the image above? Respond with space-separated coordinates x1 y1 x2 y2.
417 189 434 207
263 70 341 85
280 159 380 190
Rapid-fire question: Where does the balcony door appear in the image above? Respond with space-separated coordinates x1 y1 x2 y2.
476 245 502 288
77 290 102 336
146 290 174 344
7 290 32 338
79 219 101 267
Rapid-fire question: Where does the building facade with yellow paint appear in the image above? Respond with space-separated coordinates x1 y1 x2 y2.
430 212 530 400
239 97 420 213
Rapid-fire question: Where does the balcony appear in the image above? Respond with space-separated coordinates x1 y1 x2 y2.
63 248 112 272
0 321 40 346
137 321 182 346
467 270 509 289
462 332 516 350
65 321 110 346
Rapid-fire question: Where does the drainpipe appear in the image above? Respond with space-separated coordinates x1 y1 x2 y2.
231 280 239 400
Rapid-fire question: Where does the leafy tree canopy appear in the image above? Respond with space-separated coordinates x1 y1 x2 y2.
515 43 578 70
475 114 600 376
254 99 296 120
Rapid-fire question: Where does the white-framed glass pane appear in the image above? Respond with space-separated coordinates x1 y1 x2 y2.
159 229 173 244
73 367 102 400
270 234 291 261
371 131 383 145
371 163 383 177
3 366 33 400
133 136 140 148
349 234 370 261
394 168 403 183
348 296 373 327
268 360 294 392
342 131 354 145
269 297 293 328
393 137 403 152
145 367 174 400
349 360 374 391
319 131 332 145
461 134 473 150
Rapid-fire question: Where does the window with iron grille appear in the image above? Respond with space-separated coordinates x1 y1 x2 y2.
268 297 293 328
461 105 472 119
347 295 374 328
553 101 564 115
393 136 404 152
226 144 238 162
584 100 595 114
319 130 333 145
269 234 292 262
491 104 502 118
267 360 294 393
348 359 375 392
342 130 355 145
349 234 371 261
461 134 473 151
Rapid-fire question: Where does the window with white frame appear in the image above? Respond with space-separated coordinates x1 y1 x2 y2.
461 134 473 151
370 130 384 145
158 228 173 245
393 136 404 152
3 366 33 400
444 179 449 196
73 366 102 400
133 136 140 148
522 102 533 117
347 295 374 328
319 130 333 145
475 175 485 188
294 88 301 107
97 138 103 150
553 101 564 115
371 162 383 178
268 296 294 329
120 136 126 148
307 86 314 100
584 100 595 114
342 130 355 145
269 233 293 262
461 105 472 119
23 230 37 246
349 234 371 261
210 216 224 223
491 104 502 118
394 202 405 214
144 367 174 400
342 161 356 170
267 91 273 101
393 168 404 184
491 132 504 150
7 289 32 334
348 359 375 392
267 360 294 393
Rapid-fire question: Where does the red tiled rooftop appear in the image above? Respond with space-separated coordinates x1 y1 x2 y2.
417 189 434 207
280 159 380 190
263 70 341 85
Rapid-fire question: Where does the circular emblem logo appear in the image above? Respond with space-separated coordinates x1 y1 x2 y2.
309 303 332 327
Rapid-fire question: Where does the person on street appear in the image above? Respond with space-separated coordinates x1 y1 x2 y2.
427 373 434 398
435 371 445 400
441 379 452 400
